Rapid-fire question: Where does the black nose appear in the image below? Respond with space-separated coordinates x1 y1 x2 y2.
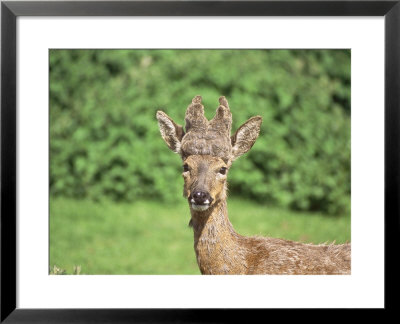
191 191 213 205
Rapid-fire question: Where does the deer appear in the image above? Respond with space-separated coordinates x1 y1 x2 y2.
156 96 351 275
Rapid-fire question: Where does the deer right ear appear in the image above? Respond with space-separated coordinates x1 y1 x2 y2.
156 111 185 154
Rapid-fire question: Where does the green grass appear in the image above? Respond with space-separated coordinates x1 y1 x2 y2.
50 197 351 275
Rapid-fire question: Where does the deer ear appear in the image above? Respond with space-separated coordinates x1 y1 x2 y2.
231 116 262 161
156 111 185 154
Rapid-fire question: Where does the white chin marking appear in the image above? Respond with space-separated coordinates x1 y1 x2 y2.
191 204 210 211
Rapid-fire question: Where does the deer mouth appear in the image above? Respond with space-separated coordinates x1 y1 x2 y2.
191 202 211 211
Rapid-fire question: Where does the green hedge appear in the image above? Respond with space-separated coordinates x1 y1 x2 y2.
50 49 350 215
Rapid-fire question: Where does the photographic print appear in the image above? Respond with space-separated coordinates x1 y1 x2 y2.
49 49 351 275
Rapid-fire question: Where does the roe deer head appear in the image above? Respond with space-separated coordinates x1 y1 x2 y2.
157 95 261 213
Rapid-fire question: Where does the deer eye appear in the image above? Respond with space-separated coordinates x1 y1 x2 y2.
219 167 227 175
183 164 189 172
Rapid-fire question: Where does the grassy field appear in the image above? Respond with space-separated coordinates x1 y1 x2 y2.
50 198 351 275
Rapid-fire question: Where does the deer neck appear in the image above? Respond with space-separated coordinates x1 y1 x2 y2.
190 200 247 274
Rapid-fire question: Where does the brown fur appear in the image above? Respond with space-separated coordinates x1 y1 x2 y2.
156 96 351 275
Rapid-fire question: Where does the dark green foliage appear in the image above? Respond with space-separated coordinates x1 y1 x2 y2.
50 49 350 215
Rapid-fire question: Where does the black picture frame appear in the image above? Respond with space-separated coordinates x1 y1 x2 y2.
1 0 398 321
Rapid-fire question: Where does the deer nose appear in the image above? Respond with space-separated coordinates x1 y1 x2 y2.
191 191 213 205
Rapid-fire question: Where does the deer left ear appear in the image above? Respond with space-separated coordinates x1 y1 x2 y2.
231 116 262 161
156 111 185 154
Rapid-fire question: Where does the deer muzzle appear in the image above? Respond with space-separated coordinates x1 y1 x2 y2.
189 190 214 211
